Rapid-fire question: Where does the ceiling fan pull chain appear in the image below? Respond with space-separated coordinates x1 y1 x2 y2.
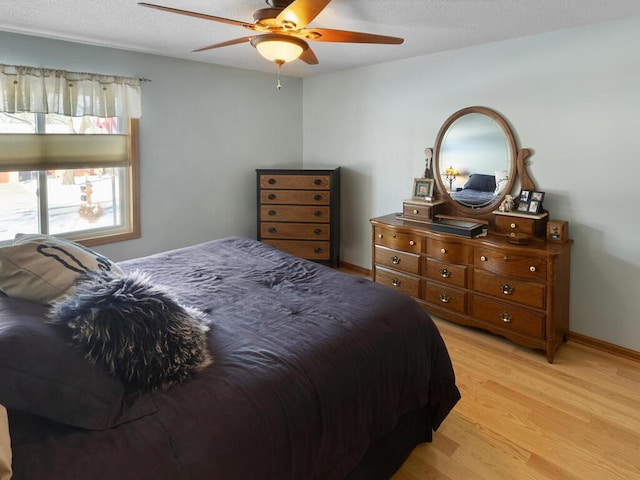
276 62 282 90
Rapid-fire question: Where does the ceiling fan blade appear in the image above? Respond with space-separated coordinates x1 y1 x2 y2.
138 2 251 29
299 28 404 44
192 36 255 53
299 47 319 65
276 0 332 30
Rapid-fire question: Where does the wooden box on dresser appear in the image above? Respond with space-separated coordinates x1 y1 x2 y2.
257 167 340 267
371 214 572 363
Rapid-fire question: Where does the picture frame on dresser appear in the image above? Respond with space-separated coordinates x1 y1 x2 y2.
413 178 435 200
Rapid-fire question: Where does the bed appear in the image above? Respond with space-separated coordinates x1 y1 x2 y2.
450 172 504 207
0 236 460 480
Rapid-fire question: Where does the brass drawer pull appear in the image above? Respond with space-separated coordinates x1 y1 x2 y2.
391 255 401 265
268 227 277 234
480 255 487 261
409 240 416 246
314 179 322 185
500 284 514 295
268 210 277 216
530 266 536 272
314 247 323 254
391 278 401 287
314 228 323 235
440 248 447 254
268 193 276 200
500 312 513 323
314 211 323 217
268 178 276 185
439 293 451 303
314 194 322 201
439 268 451 278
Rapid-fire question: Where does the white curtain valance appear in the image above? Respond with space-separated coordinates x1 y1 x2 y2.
0 65 142 119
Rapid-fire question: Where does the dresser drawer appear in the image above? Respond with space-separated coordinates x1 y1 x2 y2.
262 240 330 260
374 245 420 275
423 280 467 313
375 266 420 297
427 238 470 264
426 258 468 288
474 248 547 282
261 190 330 205
261 205 330 222
261 223 329 240
259 174 330 190
402 201 442 222
474 269 545 309
471 295 545 339
374 226 423 254
494 214 548 237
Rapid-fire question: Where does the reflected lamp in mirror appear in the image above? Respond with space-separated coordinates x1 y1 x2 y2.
443 166 459 191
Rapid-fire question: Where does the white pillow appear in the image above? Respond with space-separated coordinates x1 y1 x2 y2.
0 233 122 304
0 404 11 480
494 170 509 195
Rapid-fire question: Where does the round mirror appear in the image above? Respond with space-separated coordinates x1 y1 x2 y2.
434 106 517 215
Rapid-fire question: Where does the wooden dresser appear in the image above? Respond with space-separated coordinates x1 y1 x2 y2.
371 214 572 362
257 167 340 267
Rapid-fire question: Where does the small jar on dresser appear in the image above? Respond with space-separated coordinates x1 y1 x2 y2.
257 167 340 267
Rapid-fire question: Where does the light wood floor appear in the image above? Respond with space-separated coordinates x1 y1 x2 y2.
392 317 640 480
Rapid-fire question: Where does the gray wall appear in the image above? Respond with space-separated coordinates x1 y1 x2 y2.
0 31 303 261
302 17 640 351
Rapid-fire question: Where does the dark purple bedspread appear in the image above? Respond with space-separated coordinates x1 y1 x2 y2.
9 237 460 480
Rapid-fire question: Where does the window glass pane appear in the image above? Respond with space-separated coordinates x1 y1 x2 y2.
0 171 39 242
47 167 125 236
44 115 120 134
0 112 36 133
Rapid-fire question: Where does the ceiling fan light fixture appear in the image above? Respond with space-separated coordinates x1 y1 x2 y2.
251 34 308 64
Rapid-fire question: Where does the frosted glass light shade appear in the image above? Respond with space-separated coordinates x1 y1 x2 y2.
251 35 308 64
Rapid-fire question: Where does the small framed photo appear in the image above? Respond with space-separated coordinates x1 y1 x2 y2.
531 191 545 202
528 200 541 213
519 190 531 202
517 202 529 213
413 178 434 200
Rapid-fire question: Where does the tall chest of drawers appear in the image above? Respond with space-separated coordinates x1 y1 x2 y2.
371 214 572 363
257 167 340 267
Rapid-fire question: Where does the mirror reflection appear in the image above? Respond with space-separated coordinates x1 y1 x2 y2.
435 107 516 211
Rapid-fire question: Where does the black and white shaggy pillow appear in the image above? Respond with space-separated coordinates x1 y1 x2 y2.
49 270 213 393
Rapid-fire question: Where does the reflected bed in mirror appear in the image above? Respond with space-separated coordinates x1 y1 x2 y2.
433 106 518 216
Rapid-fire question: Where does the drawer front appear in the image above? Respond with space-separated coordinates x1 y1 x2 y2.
474 247 547 282
423 280 467 313
427 238 470 264
261 222 329 240
494 215 538 235
261 190 330 205
374 245 420 275
375 266 420 297
426 258 467 288
261 205 330 222
402 202 439 222
472 295 545 339
474 269 546 309
259 174 330 190
374 226 423 254
262 239 330 260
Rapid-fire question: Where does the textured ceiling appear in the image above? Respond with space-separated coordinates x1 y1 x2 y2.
1 0 640 77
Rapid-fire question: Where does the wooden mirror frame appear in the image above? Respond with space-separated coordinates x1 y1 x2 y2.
432 106 536 223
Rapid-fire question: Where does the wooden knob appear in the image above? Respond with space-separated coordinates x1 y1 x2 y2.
510 223 516 229
409 240 416 246
480 255 487 261
413 209 419 214
440 248 447 254
530 266 536 272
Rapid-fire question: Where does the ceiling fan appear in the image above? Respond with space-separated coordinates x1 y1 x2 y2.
138 0 404 68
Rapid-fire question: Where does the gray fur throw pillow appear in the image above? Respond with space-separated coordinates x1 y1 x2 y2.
49 269 212 393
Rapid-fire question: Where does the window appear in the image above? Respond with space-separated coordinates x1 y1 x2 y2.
0 113 140 246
